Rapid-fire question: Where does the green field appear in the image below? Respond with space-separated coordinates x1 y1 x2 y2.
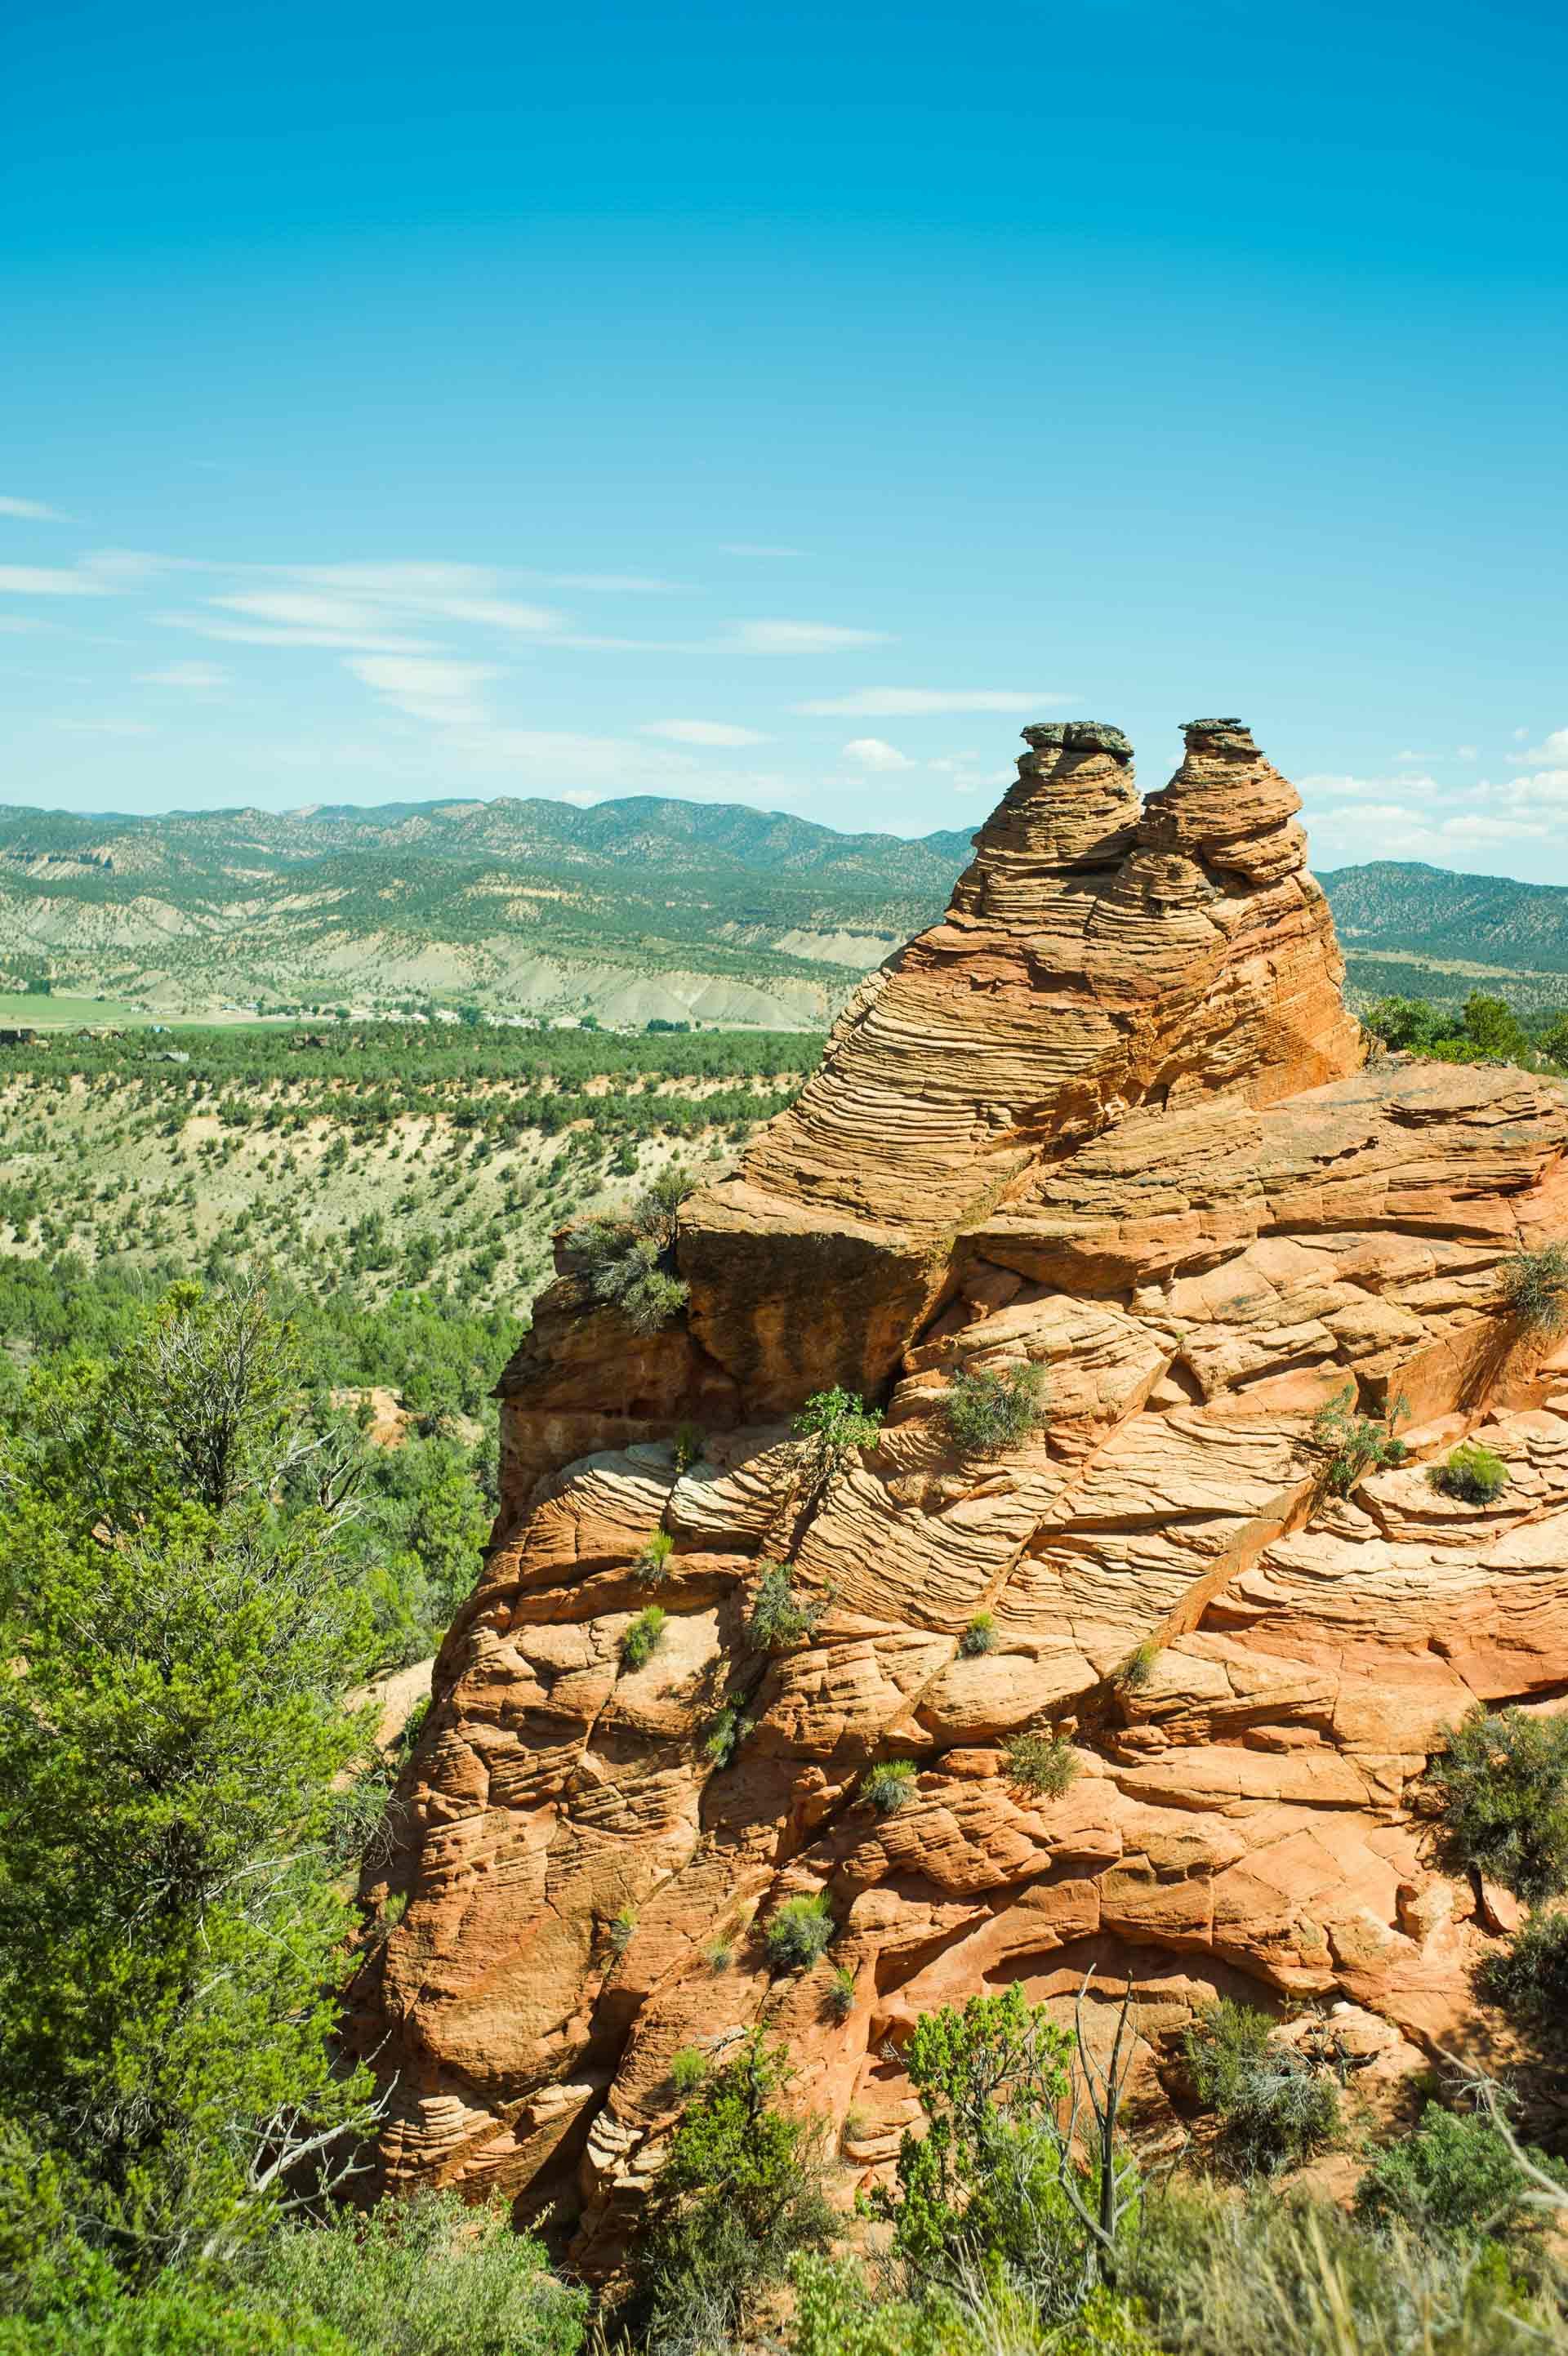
0 990 163 1027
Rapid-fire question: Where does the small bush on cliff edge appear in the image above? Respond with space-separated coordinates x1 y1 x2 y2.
859 1759 919 1815
574 1169 692 1336
1481 1908 1568 2060
944 1361 1049 1457
1355 2100 1565 2246
792 1387 883 1479
1428 1704 1568 1899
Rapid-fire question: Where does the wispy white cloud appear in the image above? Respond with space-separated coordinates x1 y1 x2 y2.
345 656 498 725
158 610 437 653
796 687 1068 716
724 619 890 655
1455 743 1478 760
1301 771 1443 799
842 736 913 773
550 573 680 594
138 661 229 688
0 565 111 596
639 719 768 746
0 497 66 522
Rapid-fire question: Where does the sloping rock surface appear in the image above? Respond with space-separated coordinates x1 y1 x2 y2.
352 720 1568 2258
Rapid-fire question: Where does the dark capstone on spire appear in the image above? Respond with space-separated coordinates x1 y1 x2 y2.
1020 720 1134 759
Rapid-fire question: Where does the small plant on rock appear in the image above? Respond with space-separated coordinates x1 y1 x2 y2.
608 1908 637 1956
637 1528 676 1581
1184 1998 1340 2176
746 1560 830 1650
859 1759 918 1815
764 1891 835 1972
703 1701 755 1770
825 1964 858 2023
1499 1240 1568 1336
621 1604 668 1672
1428 1704 1568 1899
1428 1439 1510 1506
944 1361 1050 1456
1309 1385 1410 1494
672 1419 704 1474
1003 1727 1080 1798
793 1387 883 1481
702 1938 733 1973
1115 1641 1159 1694
668 2046 708 2099
960 1611 996 1656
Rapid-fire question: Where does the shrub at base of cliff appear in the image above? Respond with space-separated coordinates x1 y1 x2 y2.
1428 1441 1510 1506
943 1361 1049 1457
789 2257 1156 2356
1428 1705 1568 1900
870 1983 1120 2314
1480 1909 1568 2060
572 1169 692 1336
238 2192 585 2356
1004 1730 1081 1799
0 1283 385 2281
1499 1240 1568 1337
1182 2002 1340 2176
625 2031 832 2353
764 1892 835 1972
1354 2100 1566 2250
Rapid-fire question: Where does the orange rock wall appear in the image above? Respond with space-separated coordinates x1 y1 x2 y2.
351 719 1568 2261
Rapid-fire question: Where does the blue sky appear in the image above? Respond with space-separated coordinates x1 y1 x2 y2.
4 0 1567 876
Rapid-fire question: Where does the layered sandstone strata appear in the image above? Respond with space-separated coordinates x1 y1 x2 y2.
353 720 1568 2257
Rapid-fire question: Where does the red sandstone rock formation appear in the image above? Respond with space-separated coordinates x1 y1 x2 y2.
352 719 1568 2258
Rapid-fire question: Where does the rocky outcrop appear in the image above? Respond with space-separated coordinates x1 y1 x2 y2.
351 719 1568 2256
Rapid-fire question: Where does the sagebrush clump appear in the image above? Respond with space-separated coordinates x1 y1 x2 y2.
702 1701 755 1770
1002 1728 1080 1797
1428 1439 1509 1505
1183 2000 1340 2176
943 1361 1049 1456
959 1611 996 1656
1428 1704 1568 1899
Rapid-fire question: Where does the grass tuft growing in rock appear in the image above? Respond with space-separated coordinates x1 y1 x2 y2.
1002 1728 1080 1798
1428 1439 1509 1505
764 1891 835 1972
858 1760 918 1815
959 1611 996 1656
824 1965 858 2023
943 1361 1049 1456
621 1604 667 1672
1116 1640 1160 1692
667 2046 708 2099
702 1702 755 1770
636 1528 675 1581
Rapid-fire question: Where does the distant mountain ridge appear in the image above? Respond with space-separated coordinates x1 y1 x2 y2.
0 790 1563 1023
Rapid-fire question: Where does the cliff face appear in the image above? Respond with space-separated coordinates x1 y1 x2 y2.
354 719 1568 2256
